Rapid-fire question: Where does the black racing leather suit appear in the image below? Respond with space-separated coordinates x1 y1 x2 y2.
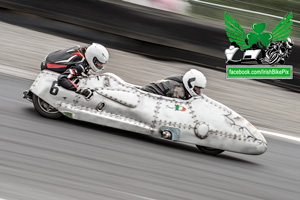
41 46 89 91
141 76 190 100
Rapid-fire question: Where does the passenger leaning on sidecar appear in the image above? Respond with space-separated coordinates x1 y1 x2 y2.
141 69 206 100
41 43 109 99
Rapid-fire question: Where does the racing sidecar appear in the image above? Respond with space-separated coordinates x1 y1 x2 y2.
225 45 264 64
23 70 267 155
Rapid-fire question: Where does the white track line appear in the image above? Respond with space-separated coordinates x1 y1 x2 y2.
192 0 300 24
259 129 300 143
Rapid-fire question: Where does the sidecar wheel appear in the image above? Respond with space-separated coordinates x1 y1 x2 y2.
196 145 224 155
32 94 62 119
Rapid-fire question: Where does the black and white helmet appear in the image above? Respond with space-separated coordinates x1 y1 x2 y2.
286 37 294 49
85 43 109 72
183 69 207 97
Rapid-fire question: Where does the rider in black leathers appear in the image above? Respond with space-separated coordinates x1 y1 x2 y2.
141 69 207 100
142 76 190 99
265 37 294 64
41 43 109 99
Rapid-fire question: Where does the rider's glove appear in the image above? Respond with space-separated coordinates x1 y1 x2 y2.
76 88 93 100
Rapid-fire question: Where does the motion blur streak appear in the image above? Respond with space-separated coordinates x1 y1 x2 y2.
192 0 300 23
260 130 300 143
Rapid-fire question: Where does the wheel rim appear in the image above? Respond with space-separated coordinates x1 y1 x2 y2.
37 97 59 114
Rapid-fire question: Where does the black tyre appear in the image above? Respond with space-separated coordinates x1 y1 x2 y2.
196 145 224 155
32 94 62 119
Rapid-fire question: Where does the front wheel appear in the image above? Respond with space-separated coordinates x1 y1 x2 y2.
196 145 224 155
32 94 62 119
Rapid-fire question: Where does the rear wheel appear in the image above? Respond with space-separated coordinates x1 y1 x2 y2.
196 145 224 155
32 94 62 119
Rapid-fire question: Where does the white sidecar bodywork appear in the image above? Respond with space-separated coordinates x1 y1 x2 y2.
29 70 267 155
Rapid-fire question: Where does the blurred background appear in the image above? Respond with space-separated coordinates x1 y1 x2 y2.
0 0 299 89
0 1 300 200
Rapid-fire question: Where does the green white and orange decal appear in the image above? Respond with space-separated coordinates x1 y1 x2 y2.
175 105 186 111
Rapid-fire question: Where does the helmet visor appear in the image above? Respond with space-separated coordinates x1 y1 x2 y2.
193 86 202 95
93 57 105 70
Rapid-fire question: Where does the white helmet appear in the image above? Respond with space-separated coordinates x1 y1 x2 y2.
85 43 109 72
183 69 207 97
286 37 294 49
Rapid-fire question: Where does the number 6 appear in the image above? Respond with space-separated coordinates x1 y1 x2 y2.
50 81 59 95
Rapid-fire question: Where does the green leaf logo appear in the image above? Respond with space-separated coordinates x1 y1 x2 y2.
252 22 266 34
246 23 272 48
246 32 259 47
260 32 273 47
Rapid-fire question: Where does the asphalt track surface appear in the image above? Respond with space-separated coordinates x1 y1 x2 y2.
1 74 300 200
